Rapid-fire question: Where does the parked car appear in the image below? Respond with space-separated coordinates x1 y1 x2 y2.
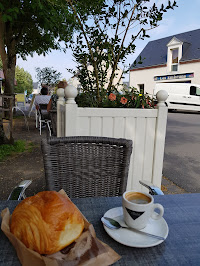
26 94 33 103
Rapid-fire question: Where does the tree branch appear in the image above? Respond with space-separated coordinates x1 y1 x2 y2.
67 0 100 100
107 3 138 91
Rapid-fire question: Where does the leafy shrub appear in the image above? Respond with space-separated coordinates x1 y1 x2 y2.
76 88 156 109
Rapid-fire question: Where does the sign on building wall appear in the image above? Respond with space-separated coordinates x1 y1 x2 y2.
154 72 194 81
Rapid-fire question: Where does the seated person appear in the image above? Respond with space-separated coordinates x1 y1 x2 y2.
47 81 67 112
35 86 51 111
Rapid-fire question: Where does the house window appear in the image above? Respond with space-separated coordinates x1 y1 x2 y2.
171 48 178 72
138 84 144 94
190 86 200 96
196 87 200 96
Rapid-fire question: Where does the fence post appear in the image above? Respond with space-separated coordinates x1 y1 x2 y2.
64 85 78 136
152 90 168 188
57 88 65 137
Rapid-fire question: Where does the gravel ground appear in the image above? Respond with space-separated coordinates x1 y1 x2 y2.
0 115 47 200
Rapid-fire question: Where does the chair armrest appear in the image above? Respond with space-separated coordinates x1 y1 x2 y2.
7 180 32 200
139 180 164 195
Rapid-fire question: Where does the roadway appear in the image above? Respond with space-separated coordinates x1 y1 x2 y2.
163 111 200 193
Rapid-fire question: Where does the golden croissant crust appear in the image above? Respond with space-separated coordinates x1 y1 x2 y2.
10 191 84 254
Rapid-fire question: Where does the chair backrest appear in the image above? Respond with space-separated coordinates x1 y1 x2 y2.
39 103 48 110
49 110 57 136
39 104 50 120
41 136 132 198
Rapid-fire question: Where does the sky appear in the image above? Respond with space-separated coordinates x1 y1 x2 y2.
17 0 200 83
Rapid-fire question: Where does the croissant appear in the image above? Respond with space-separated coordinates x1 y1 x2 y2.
10 191 84 254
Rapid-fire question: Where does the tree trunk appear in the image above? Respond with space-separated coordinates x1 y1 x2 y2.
0 18 16 144
1 38 16 95
3 57 16 95
0 17 16 95
0 124 10 145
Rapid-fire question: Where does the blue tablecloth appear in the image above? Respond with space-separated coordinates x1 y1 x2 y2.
1 193 200 265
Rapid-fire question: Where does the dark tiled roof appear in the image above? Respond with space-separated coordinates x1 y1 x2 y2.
130 28 200 70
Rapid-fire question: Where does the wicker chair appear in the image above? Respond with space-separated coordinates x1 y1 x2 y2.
41 136 132 198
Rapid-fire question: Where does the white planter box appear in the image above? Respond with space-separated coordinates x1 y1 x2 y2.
57 87 168 192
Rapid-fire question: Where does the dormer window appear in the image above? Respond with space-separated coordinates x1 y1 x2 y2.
171 48 178 71
167 37 183 73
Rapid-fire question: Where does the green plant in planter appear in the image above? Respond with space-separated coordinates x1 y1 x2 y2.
67 0 177 107
76 87 156 108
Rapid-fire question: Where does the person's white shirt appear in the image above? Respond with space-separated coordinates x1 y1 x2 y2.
34 95 51 109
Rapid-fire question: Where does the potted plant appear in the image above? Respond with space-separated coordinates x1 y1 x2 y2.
57 0 176 191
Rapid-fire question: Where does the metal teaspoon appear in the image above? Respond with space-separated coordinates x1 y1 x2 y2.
101 216 165 241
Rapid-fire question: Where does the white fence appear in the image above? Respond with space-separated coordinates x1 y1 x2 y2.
57 86 168 192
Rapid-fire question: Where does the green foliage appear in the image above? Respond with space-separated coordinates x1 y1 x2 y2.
0 0 77 58
0 0 87 94
15 66 33 95
0 0 105 142
68 0 177 106
35 67 61 87
0 140 26 161
26 142 34 152
0 140 35 161
76 88 156 108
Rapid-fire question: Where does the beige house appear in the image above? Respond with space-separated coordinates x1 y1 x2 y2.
129 28 200 95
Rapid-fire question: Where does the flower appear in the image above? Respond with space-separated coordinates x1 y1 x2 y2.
139 93 142 96
108 93 116 101
120 97 128 104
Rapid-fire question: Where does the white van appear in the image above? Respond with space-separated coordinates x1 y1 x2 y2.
154 83 200 112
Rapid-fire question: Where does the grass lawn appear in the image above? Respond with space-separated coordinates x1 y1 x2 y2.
0 140 34 161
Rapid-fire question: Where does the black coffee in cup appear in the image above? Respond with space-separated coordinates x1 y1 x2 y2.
123 191 164 230
125 192 151 204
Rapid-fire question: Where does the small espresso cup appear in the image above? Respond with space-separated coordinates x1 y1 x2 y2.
122 191 164 230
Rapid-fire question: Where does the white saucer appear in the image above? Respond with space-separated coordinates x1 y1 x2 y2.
102 207 169 248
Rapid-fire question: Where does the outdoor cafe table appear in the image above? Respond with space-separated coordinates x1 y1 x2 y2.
0 193 200 265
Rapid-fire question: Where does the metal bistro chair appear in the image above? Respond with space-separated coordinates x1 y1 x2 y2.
49 109 57 136
38 104 51 136
41 136 133 198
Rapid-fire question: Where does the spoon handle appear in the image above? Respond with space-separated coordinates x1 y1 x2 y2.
121 226 165 240
102 216 165 241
